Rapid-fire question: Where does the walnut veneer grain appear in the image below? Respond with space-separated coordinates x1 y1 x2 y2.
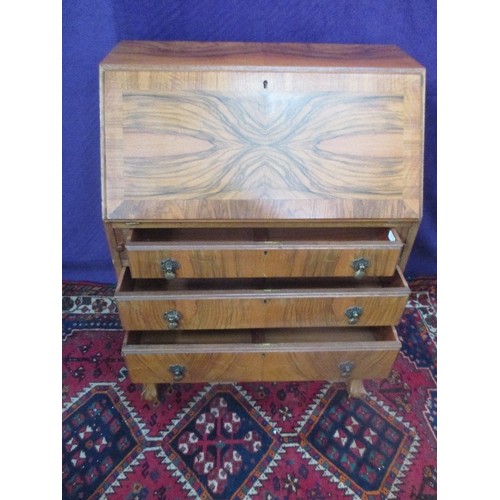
101 43 424 223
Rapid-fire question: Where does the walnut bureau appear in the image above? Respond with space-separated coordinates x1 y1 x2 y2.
99 41 425 401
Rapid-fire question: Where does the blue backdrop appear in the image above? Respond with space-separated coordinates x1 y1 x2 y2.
62 0 436 283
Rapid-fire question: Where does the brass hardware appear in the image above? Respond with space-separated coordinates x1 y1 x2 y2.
351 258 370 279
169 364 186 381
160 258 180 280
339 361 355 378
345 306 363 325
164 310 182 329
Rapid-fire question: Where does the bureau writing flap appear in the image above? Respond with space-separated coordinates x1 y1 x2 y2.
100 43 424 222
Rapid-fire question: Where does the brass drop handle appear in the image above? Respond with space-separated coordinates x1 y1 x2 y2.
351 258 370 279
164 310 182 329
345 306 363 325
160 258 180 280
169 364 186 381
339 361 355 378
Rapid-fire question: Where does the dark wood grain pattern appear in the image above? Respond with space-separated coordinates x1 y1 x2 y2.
122 91 404 199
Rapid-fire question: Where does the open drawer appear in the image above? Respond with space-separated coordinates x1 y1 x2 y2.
122 326 401 383
115 266 410 330
125 227 403 280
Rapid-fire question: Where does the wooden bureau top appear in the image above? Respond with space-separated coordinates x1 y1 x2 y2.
100 41 424 72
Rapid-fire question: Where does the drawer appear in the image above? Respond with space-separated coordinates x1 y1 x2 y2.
126 227 403 279
115 267 409 330
122 326 401 383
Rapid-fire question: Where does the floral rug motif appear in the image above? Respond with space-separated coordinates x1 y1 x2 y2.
62 278 437 499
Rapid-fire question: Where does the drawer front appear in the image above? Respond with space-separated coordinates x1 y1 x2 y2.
115 268 409 331
118 295 407 330
122 327 401 383
126 228 402 280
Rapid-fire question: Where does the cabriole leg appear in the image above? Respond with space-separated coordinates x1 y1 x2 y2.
348 379 368 398
141 383 159 403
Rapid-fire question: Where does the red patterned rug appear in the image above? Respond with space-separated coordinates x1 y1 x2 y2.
62 278 436 499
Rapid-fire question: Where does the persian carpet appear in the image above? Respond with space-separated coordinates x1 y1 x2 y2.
62 278 437 499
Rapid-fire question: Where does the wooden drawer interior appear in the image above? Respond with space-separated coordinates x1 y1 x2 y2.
116 265 409 295
127 227 401 245
122 326 401 383
125 227 403 279
124 326 399 347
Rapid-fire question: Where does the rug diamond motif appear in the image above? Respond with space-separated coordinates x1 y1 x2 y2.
167 387 280 499
302 387 417 495
62 387 145 499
